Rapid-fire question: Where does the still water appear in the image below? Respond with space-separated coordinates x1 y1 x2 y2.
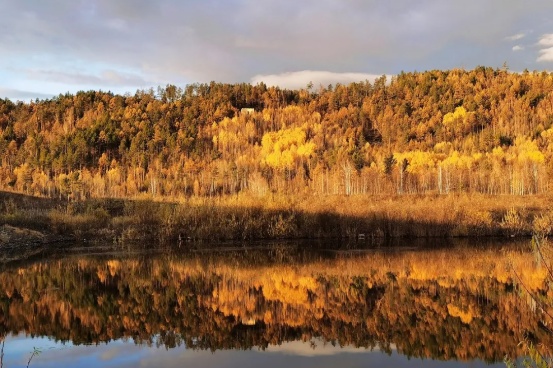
0 241 549 367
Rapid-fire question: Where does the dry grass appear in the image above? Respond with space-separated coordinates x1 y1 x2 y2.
2 191 553 245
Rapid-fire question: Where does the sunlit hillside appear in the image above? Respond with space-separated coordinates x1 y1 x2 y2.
2 68 553 198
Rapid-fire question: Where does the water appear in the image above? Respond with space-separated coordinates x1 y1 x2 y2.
0 240 548 367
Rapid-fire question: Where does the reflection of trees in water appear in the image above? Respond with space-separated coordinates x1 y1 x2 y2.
0 246 550 362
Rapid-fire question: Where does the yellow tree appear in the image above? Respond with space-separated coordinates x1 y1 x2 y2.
260 127 316 191
507 138 545 194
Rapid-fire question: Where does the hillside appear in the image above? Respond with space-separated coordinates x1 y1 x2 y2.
1 67 553 199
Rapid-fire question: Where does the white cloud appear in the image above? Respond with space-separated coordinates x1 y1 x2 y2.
506 33 525 41
512 45 524 51
537 47 553 62
251 70 386 90
538 33 553 46
537 34 553 62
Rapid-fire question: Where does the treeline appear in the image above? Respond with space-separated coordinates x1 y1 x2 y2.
2 66 553 199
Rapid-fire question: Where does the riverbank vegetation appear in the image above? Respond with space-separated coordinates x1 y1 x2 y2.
1 191 553 248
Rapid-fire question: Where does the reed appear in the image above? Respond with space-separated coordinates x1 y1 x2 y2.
1 191 552 246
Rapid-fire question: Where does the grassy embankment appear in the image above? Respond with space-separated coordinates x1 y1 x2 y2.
1 190 552 253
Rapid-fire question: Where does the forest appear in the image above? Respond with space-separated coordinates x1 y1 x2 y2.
2 66 553 199
2 67 553 243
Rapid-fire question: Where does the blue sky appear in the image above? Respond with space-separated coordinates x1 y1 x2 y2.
1 0 553 101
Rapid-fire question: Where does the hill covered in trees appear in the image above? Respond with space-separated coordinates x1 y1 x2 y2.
2 67 553 199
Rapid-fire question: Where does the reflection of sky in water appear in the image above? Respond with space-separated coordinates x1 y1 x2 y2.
2 334 505 368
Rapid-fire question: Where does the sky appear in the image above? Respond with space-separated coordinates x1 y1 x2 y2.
1 0 553 101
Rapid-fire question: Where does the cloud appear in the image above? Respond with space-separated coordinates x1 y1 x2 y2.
538 47 553 62
537 34 553 62
506 33 526 41
512 45 524 51
538 33 553 46
25 69 150 87
1 0 553 99
0 88 55 102
251 71 386 90
102 70 149 85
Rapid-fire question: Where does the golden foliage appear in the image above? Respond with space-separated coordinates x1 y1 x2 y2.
261 127 315 170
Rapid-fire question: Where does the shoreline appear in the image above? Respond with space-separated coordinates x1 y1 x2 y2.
1 190 549 264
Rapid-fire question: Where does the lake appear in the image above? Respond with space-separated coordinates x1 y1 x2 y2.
0 240 550 367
